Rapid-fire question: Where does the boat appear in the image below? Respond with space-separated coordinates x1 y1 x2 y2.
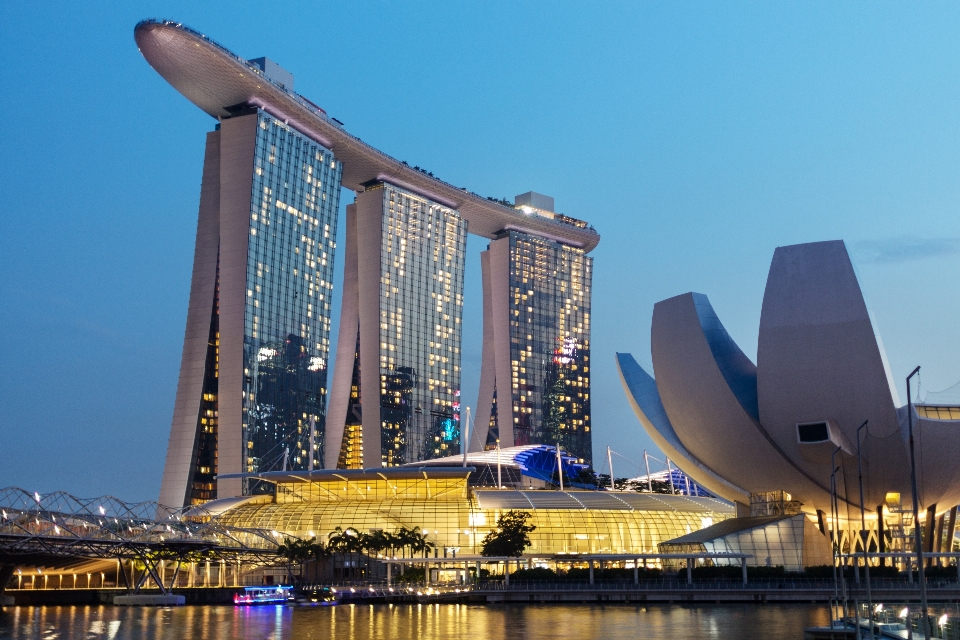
294 586 339 606
233 585 295 605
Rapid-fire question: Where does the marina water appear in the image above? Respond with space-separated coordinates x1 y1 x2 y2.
0 602 830 639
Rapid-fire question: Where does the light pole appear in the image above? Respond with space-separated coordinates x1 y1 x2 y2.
830 446 842 627
856 420 875 639
906 365 930 640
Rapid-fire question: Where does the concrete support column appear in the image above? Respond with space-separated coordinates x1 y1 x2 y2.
686 559 693 585
0 565 14 598
633 563 639 584
946 506 958 555
386 563 391 586
741 559 748 585
588 560 594 585
503 562 509 586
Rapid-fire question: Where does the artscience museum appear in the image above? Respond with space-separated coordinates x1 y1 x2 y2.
618 240 960 564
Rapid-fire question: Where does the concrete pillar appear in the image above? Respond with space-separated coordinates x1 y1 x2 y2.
925 504 938 558
935 514 946 566
946 506 958 552
633 563 639 584
0 565 15 598
588 560 594 585
686 559 692 585
386 563 391 586
504 561 509 586
741 559 748 585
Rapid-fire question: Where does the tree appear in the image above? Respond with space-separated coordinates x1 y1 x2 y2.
327 527 371 579
481 511 536 557
277 536 328 585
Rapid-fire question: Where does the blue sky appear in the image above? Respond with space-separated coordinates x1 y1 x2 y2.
2 3 960 501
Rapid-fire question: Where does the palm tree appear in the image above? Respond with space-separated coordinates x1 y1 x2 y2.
328 527 370 580
408 526 435 558
277 536 325 585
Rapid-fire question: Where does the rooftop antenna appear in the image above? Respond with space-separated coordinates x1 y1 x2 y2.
556 443 565 492
607 446 615 491
308 415 316 472
462 407 471 467
644 450 653 492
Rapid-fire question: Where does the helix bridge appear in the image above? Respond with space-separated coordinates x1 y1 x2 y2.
0 487 281 595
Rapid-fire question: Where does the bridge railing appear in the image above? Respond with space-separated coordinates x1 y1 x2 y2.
0 487 280 554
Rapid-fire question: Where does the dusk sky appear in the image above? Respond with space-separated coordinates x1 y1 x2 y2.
3 2 960 502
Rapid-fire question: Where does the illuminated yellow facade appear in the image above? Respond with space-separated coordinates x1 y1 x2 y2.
215 470 733 555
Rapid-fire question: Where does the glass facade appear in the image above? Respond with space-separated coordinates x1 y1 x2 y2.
216 473 733 556
378 184 466 465
187 258 220 504
371 183 465 466
487 231 593 464
659 514 834 571
242 111 342 487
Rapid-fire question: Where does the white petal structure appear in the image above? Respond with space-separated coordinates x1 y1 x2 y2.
757 240 909 508
616 353 748 503
619 240 960 517
649 293 835 508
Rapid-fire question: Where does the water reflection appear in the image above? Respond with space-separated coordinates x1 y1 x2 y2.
0 602 830 639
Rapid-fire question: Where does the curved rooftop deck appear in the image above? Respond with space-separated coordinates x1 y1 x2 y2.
134 19 599 251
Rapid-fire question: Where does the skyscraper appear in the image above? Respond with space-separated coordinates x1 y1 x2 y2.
135 20 599 505
474 194 594 464
325 184 467 469
158 107 343 507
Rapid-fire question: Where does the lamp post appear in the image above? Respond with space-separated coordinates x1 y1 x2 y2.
906 365 930 640
830 447 842 627
856 420 875 639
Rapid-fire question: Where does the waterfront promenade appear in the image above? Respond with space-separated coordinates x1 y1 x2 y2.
6 578 960 606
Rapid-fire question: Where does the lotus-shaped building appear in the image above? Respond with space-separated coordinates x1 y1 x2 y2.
617 240 960 550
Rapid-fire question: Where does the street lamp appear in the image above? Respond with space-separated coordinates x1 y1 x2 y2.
857 419 875 639
906 366 930 640
830 446 845 627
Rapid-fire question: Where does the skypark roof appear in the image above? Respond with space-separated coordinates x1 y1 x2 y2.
134 19 600 252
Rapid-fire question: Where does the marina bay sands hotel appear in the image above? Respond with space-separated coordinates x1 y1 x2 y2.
135 21 600 507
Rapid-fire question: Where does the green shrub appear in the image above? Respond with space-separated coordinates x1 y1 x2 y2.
395 567 425 583
508 567 558 581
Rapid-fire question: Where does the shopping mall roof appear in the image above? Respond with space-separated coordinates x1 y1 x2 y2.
473 490 732 513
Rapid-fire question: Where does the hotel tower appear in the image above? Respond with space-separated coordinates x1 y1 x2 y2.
135 20 599 506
